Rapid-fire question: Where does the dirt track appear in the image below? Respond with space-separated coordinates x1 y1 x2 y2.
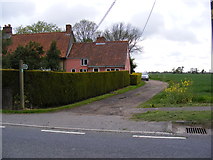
69 80 168 116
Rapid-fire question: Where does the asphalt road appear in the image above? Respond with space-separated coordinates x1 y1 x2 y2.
2 125 212 158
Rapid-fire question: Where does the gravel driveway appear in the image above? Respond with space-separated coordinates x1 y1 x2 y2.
65 80 168 117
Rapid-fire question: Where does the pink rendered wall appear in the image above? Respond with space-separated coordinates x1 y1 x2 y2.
65 59 130 73
125 52 131 73
65 59 88 72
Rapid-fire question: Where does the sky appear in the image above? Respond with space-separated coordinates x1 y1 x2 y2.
0 0 212 72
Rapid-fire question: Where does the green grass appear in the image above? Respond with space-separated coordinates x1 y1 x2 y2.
1 81 145 114
132 110 212 128
140 73 212 108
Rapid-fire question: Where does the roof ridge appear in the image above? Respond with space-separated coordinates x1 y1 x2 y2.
74 40 128 45
12 32 66 36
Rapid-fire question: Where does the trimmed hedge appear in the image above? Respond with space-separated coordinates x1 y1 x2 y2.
2 70 130 109
130 73 142 85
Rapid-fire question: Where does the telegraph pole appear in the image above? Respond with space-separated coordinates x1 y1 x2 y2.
19 60 25 109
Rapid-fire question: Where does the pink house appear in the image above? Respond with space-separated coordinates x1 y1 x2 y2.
65 36 130 73
4 24 130 73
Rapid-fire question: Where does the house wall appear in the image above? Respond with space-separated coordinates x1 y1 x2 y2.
59 59 65 70
65 59 88 72
65 59 130 73
125 56 131 73
88 67 126 72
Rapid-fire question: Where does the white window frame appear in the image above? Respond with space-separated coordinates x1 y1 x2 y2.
93 68 99 72
80 69 88 72
81 59 88 66
106 68 120 71
71 69 76 72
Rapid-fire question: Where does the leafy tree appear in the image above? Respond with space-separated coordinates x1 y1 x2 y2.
15 21 62 34
130 57 137 73
45 41 61 71
172 66 184 74
10 41 44 69
103 22 142 54
73 19 101 42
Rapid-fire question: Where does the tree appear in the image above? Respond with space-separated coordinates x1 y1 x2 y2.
130 57 137 73
103 22 142 73
45 41 61 71
103 22 142 54
15 21 62 34
73 19 101 42
10 41 44 69
172 66 184 74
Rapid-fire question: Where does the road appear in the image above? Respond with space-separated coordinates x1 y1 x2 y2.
2 125 212 158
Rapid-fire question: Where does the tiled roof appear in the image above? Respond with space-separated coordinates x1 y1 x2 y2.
68 40 129 67
7 32 71 57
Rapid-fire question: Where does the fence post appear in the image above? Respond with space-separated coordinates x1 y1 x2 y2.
19 60 25 110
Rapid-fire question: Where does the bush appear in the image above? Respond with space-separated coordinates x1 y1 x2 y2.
130 73 142 85
2 70 130 109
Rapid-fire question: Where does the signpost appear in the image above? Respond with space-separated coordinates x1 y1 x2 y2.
19 60 28 110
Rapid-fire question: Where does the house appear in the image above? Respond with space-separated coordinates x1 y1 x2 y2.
66 36 130 73
3 24 130 73
3 24 74 70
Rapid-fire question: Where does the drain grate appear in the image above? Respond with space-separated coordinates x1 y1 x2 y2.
186 128 207 134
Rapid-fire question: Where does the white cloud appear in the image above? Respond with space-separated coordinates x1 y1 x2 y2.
0 0 211 72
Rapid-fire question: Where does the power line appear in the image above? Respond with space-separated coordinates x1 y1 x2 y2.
94 0 116 32
141 0 157 37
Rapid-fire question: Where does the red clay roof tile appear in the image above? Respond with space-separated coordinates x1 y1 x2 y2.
68 41 129 67
7 32 70 57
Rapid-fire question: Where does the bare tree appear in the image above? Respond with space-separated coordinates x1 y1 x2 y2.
103 22 142 54
73 19 101 42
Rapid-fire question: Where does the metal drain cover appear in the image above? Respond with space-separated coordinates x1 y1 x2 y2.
186 127 207 134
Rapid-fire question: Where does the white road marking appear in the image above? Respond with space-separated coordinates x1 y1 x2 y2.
133 135 186 140
41 129 85 135
1 122 173 135
0 126 5 128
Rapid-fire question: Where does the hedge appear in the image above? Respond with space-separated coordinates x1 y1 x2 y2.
130 73 142 85
2 70 130 109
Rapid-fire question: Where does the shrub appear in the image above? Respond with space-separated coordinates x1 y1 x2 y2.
2 70 130 109
130 73 142 85
165 80 193 104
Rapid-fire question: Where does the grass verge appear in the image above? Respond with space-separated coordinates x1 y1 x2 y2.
132 110 212 128
139 73 212 108
1 81 145 114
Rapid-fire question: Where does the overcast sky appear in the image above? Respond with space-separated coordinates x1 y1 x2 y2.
1 0 212 72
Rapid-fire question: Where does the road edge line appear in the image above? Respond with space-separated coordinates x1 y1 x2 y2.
1 122 173 135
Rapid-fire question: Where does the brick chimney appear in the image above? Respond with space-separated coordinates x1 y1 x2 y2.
66 24 72 33
3 24 12 38
96 36 106 42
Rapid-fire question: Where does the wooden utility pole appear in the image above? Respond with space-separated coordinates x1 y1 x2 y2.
19 60 25 109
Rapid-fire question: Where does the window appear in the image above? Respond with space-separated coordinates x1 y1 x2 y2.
80 69 88 72
93 68 99 72
106 68 120 71
71 69 76 72
81 59 88 66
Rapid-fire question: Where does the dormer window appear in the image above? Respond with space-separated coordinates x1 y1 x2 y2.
81 59 88 66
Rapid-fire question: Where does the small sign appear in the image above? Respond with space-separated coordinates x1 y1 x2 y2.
22 64 28 70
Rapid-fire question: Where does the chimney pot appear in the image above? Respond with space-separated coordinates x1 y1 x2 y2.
66 24 72 33
3 24 12 37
